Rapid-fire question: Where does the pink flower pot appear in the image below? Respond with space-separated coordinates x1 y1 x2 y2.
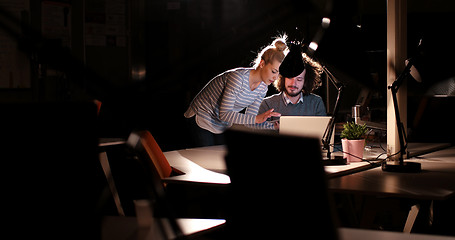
341 138 365 163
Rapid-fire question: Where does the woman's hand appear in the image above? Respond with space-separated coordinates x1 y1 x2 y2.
255 109 281 124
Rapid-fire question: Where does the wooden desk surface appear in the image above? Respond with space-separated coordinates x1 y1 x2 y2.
101 216 455 240
328 146 455 200
338 227 455 240
172 145 228 174
101 216 225 240
325 162 377 178
413 145 455 163
163 149 230 184
163 145 380 180
162 143 454 195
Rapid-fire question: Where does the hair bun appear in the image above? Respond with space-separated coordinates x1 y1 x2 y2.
274 39 287 52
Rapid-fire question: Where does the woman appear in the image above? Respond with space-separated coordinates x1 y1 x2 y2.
184 35 287 146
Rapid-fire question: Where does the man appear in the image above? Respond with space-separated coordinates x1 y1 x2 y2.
258 42 326 124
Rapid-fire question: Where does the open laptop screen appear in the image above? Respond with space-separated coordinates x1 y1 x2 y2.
280 116 333 147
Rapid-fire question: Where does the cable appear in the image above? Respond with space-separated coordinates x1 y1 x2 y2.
329 142 396 166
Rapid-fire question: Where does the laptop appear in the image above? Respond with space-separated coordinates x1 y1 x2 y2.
279 116 334 149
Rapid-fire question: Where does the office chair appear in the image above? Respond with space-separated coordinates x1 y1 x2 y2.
126 130 226 239
127 130 174 180
224 127 340 239
102 130 227 218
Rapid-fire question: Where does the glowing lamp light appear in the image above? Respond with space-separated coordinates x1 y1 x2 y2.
322 17 331 28
309 42 319 51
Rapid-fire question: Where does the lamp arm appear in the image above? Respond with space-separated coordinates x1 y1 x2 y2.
323 66 345 90
322 66 344 160
389 57 414 91
388 70 411 164
387 57 417 163
322 87 342 158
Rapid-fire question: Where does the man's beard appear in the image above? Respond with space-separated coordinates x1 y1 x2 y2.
285 87 302 97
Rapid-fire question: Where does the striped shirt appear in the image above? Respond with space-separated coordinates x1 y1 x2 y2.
184 68 274 133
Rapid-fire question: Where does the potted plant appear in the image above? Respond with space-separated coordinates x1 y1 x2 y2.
340 122 368 162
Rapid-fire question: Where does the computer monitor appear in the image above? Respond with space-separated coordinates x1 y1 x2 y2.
224 127 339 239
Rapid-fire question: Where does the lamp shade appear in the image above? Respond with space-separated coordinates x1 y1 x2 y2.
279 42 306 78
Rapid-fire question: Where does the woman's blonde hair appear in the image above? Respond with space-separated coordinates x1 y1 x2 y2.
252 34 288 68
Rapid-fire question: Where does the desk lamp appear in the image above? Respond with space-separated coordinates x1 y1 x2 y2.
303 17 346 164
322 66 347 165
382 41 423 173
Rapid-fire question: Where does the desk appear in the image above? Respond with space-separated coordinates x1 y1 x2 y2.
163 145 381 179
338 227 455 240
101 216 455 240
160 144 455 235
325 162 377 178
413 145 455 163
101 216 225 240
162 144 455 197
328 146 455 200
162 143 451 182
167 145 228 174
163 149 230 184
407 142 452 158
328 146 455 233
163 144 455 233
99 137 126 147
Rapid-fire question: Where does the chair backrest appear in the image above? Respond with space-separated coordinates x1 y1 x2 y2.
126 130 184 239
224 127 339 239
94 99 102 116
128 130 173 179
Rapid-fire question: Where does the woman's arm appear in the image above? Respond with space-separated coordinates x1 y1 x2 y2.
219 74 256 125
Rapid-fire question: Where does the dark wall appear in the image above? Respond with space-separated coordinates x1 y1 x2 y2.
1 0 454 150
